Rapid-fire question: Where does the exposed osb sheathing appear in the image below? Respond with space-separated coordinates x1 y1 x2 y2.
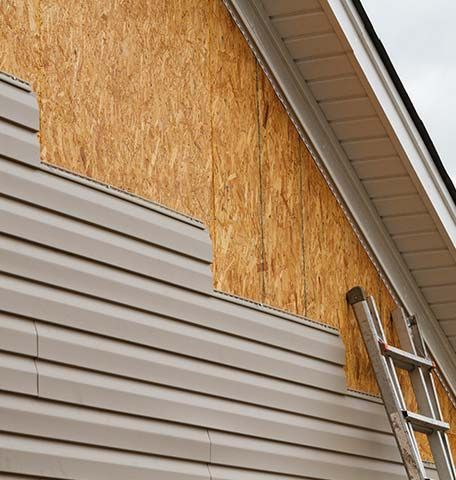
436 376 456 458
258 71 305 314
2 0 456 459
210 3 262 300
0 0 41 84
42 0 212 225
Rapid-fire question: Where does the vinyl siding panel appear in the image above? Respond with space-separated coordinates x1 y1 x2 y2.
0 312 37 357
0 434 209 480
0 352 37 396
0 77 426 479
0 393 210 461
0 84 39 166
209 432 405 480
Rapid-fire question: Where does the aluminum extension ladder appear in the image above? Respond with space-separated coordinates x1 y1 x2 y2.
347 286 456 480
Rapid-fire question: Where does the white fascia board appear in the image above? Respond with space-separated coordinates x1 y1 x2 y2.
324 0 456 258
224 0 456 394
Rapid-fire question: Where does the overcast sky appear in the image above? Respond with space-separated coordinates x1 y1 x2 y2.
361 0 456 186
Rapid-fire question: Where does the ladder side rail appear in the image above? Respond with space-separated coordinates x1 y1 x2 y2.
368 299 408 408
368 297 425 468
366 295 388 340
410 319 456 480
392 308 438 420
348 287 427 480
410 320 442 420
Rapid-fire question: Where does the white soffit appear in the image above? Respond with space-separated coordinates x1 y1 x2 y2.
224 0 456 393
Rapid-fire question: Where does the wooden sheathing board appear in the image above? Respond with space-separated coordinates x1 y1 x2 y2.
2 0 456 461
258 71 305 314
436 376 456 456
0 1 41 87
210 3 262 301
39 1 213 225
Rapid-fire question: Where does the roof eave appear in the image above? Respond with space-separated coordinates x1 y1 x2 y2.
322 0 456 256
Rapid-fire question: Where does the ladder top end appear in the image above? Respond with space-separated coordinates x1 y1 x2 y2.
346 286 367 305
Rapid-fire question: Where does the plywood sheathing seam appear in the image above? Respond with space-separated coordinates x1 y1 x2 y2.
220 0 406 331
210 1 263 301
255 63 267 303
258 66 305 314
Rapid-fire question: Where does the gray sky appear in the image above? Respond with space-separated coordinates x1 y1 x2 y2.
361 0 456 186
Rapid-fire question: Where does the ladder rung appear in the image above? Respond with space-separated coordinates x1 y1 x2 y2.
378 340 434 371
403 410 450 434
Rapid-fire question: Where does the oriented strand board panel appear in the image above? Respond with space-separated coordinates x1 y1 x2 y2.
342 227 382 393
301 147 347 329
258 68 305 314
210 2 263 301
0 1 41 88
301 142 383 387
39 0 212 224
301 142 383 392
436 375 456 458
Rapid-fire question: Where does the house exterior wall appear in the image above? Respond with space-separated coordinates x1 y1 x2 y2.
0 90 433 477
1 0 456 463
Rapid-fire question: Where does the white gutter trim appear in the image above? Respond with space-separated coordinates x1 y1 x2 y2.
224 0 456 394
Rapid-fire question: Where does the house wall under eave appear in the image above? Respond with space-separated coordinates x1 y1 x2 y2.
1 0 456 461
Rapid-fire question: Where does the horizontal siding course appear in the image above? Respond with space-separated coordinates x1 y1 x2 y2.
0 79 39 130
209 431 406 480
0 433 210 480
0 352 37 396
36 322 344 411
0 78 40 168
0 121 39 166
0 312 37 357
0 159 212 263
0 196 212 294
34 360 399 461
0 393 209 461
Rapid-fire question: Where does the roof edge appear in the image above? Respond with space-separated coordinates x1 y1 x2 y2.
351 0 456 206
323 0 456 257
